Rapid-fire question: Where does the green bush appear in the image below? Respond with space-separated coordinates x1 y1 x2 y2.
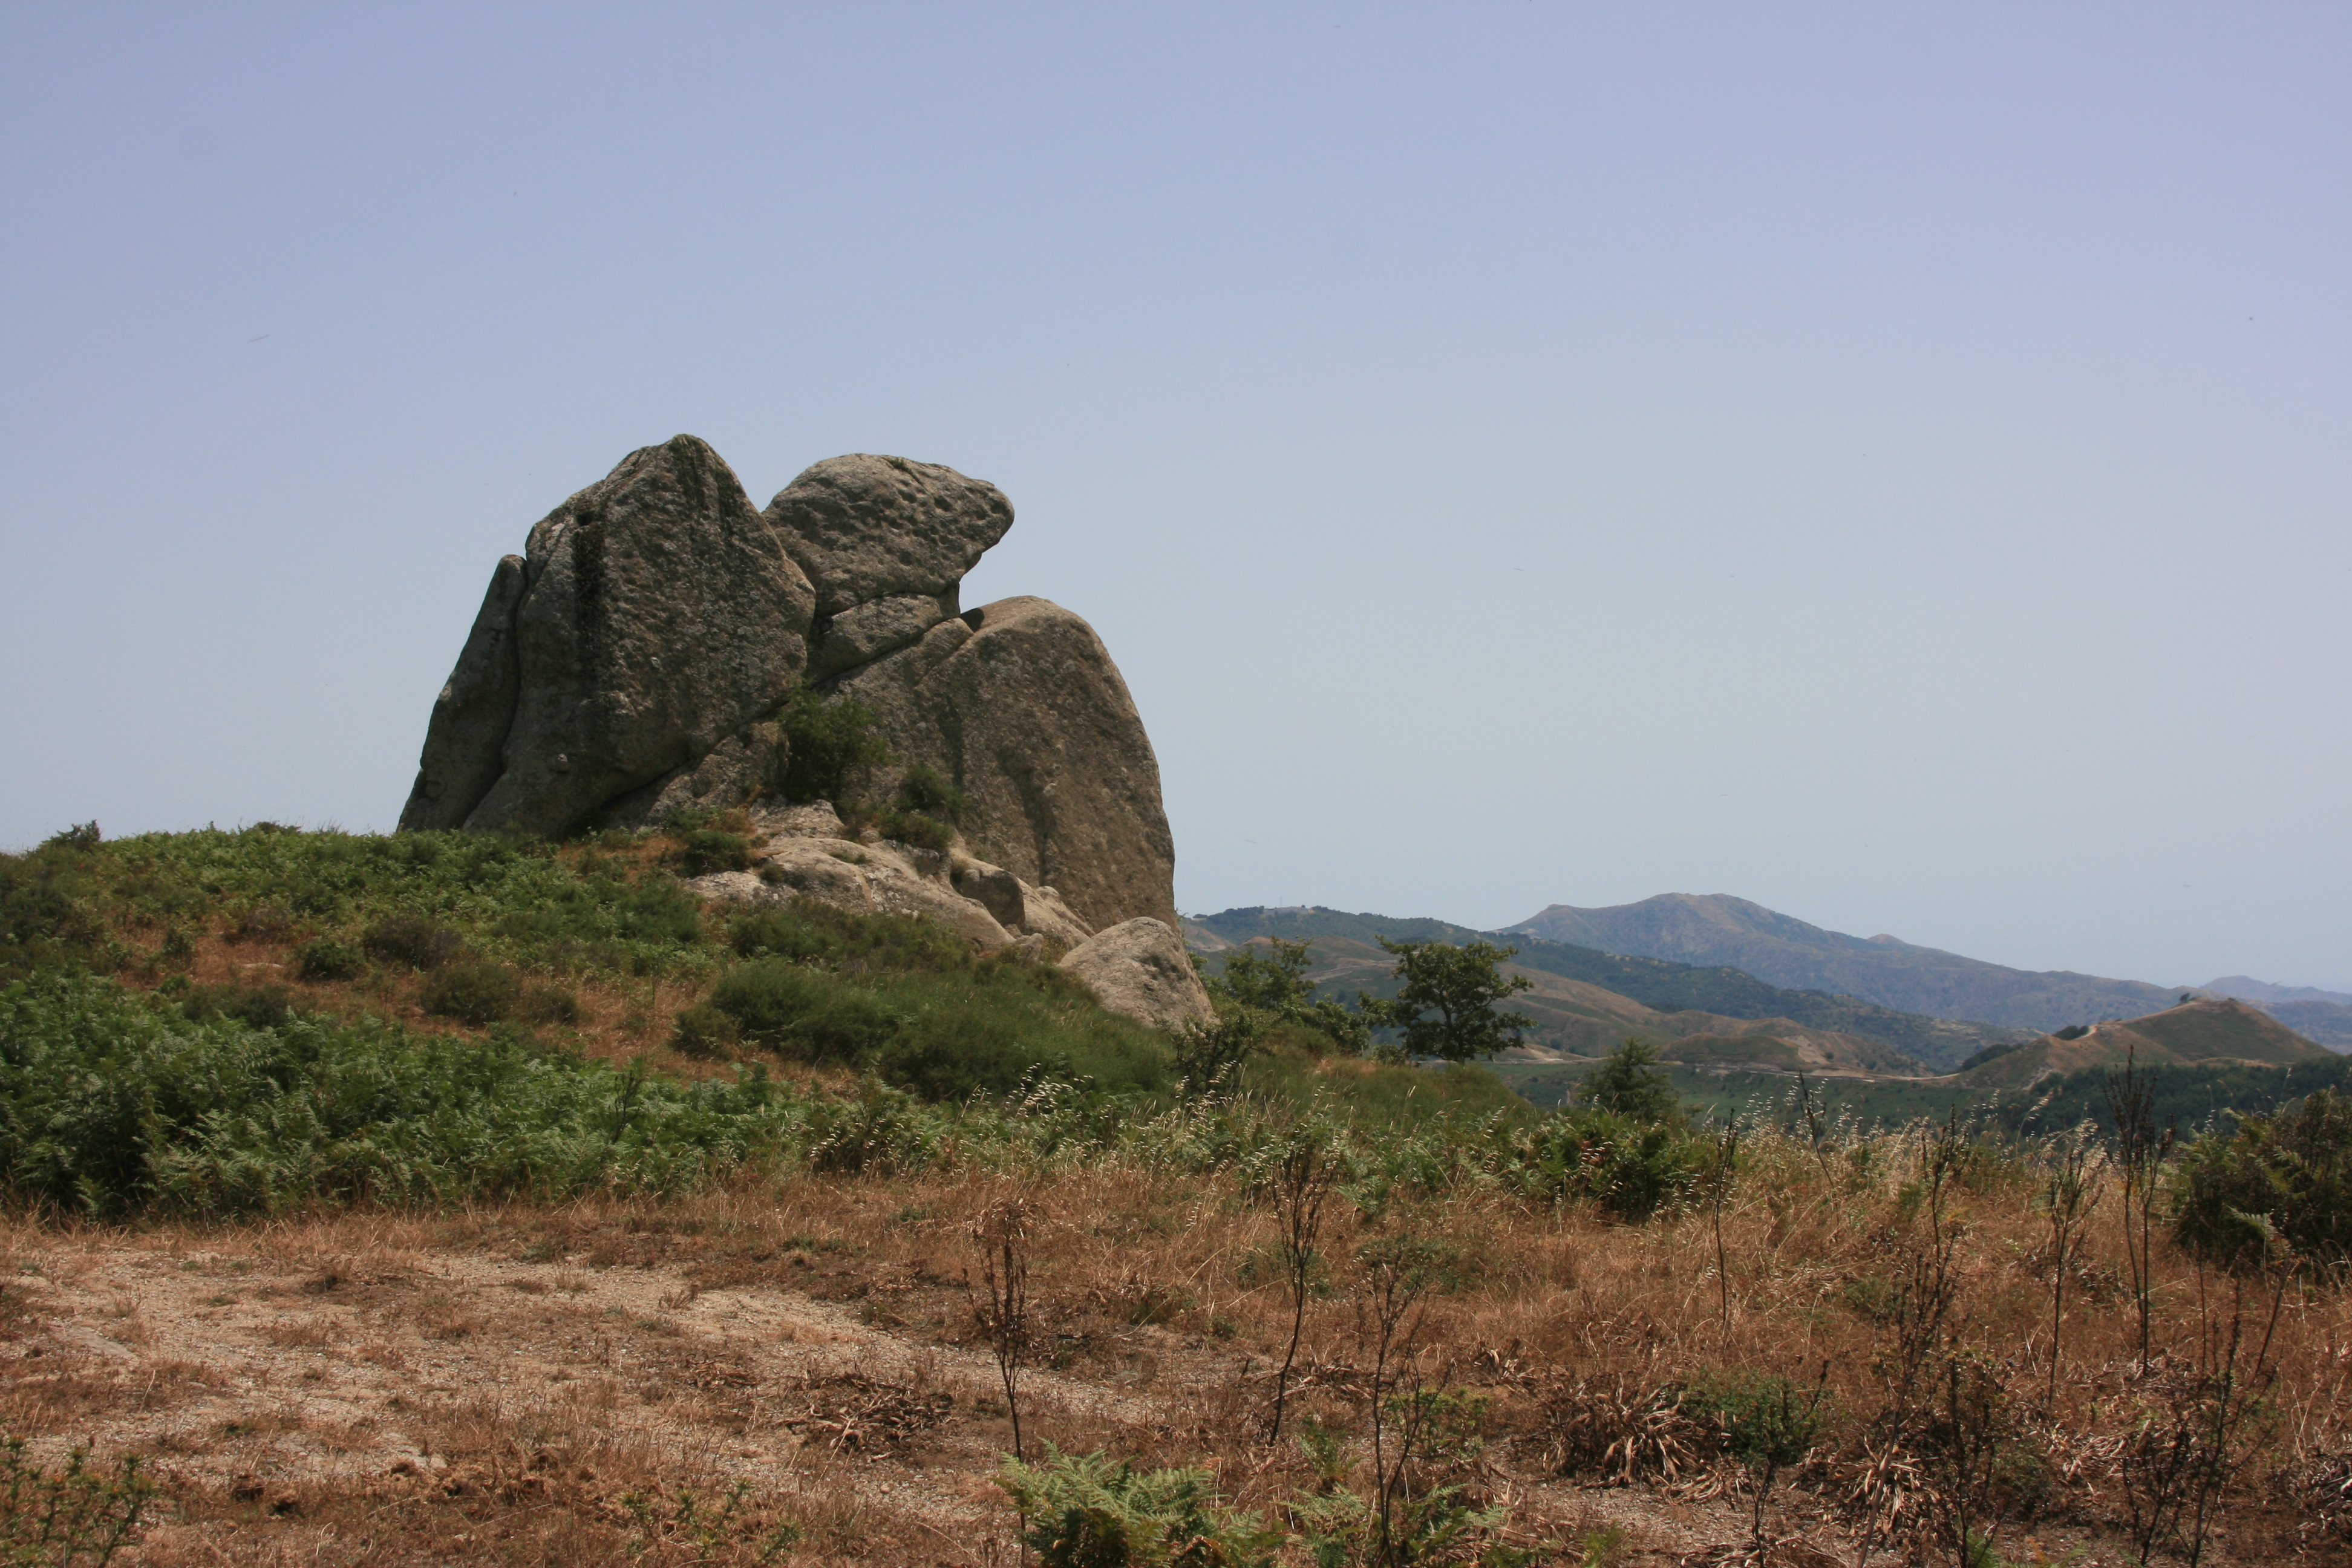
181 983 294 1031
293 935 362 982
874 806 955 854
893 764 971 824
1575 1037 1681 1123
0 972 800 1217
422 962 522 1025
676 829 754 877
2172 1087 2352 1270
671 1005 741 1059
1681 1373 1834 1469
1506 1108 1709 1223
777 686 889 805
873 1003 1034 1100
0 1435 156 1566
0 843 106 979
708 959 900 1063
730 909 838 964
997 1446 1282 1568
361 915 464 972
733 902 968 976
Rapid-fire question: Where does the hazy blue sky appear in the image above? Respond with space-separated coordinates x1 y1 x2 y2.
4 4 2345 990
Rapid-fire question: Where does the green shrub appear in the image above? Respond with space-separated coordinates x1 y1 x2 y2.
1575 1037 1681 1123
997 1445 1282 1568
676 830 754 877
0 972 801 1217
293 935 362 982
181 984 294 1031
0 844 105 979
730 909 838 964
734 902 968 976
777 686 889 805
874 1003 1034 1100
1681 1373 1834 1469
1506 1108 1708 1223
2172 1086 2352 1270
361 915 464 972
708 959 900 1063
671 1005 741 1059
518 984 581 1026
0 1435 156 1566
893 764 970 824
874 806 955 854
1171 1010 1267 1095
422 962 521 1025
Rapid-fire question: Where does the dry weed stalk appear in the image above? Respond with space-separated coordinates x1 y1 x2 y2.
2036 1123 2106 1413
973 1195 1035 1462
1264 1133 1338 1445
2103 1046 2179 1375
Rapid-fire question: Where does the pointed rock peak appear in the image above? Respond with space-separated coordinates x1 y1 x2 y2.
764 454 1013 618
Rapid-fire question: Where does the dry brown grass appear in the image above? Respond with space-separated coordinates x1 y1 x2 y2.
0 1132 2346 1565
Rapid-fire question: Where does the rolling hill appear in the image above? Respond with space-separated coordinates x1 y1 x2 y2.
1952 996 2336 1091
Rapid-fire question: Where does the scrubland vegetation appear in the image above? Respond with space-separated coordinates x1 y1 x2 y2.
2 822 2349 1566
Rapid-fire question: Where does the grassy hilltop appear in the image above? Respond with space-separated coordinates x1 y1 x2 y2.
2 822 2350 1567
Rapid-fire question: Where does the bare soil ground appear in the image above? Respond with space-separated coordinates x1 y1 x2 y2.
7 1166 2343 1566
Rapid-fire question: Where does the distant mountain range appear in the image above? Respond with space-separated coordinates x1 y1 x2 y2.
1505 893 2350 1044
1187 906 2020 1073
2189 978 2352 1051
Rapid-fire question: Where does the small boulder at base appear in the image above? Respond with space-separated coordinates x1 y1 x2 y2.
1058 918 1215 1031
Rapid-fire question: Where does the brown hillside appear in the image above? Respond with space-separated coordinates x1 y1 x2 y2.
1959 996 2331 1088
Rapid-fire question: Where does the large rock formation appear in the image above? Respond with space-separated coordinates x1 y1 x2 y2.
830 597 1178 932
398 437 1178 938
400 436 814 834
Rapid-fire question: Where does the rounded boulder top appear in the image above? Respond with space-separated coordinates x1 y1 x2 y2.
763 454 1014 618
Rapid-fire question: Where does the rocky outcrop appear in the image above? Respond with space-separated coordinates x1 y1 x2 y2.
400 555 528 830
764 454 1012 620
399 437 1177 945
1058 919 1217 1031
831 597 1178 933
690 838 1012 952
399 436 815 835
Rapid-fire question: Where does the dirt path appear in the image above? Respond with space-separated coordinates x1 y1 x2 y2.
0 1223 1887 1566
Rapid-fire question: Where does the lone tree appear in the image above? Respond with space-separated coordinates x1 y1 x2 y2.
1203 936 1372 1056
1578 1036 1680 1123
1359 938 1535 1063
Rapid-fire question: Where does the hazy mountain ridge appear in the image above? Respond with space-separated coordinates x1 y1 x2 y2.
1504 893 2341 1037
2195 975 2352 1007
1252 929 1930 1076
1187 905 2018 1071
2255 1000 2352 1051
